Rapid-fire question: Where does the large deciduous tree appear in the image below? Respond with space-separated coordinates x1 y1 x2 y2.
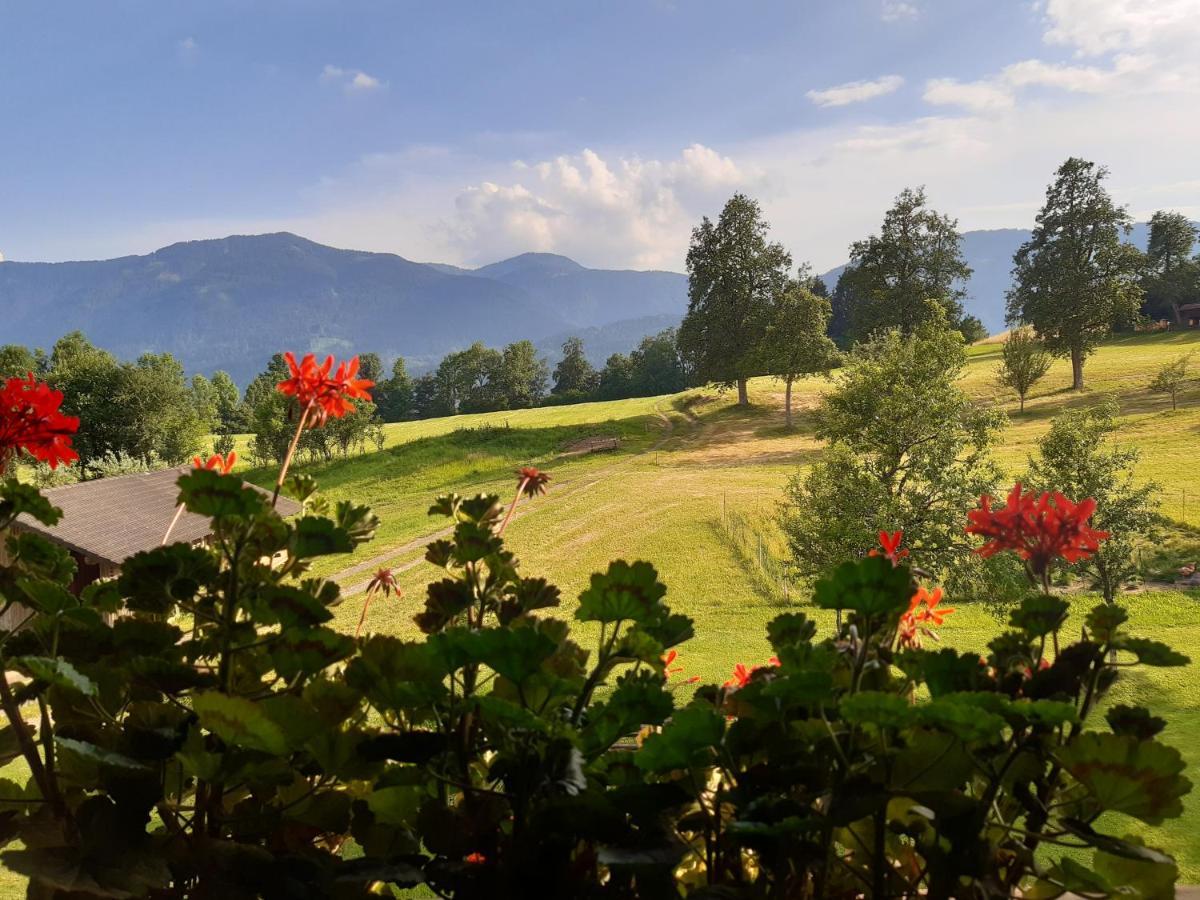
1141 210 1199 323
756 280 840 427
1006 158 1143 391
834 186 973 343
781 304 1003 577
552 337 599 396
679 193 792 405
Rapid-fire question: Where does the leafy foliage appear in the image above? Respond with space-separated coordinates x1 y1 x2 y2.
0 466 1189 897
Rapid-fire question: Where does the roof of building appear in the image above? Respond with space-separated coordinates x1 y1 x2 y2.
16 468 302 567
1179 302 1200 314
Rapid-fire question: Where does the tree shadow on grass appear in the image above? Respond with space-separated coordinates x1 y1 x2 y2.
243 414 660 497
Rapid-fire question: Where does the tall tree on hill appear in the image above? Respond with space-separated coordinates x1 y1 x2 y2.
45 332 123 473
629 329 687 397
210 370 242 431
756 281 840 427
552 337 599 396
497 340 549 409
836 187 973 343
190 374 221 433
357 353 384 386
1141 211 1199 323
597 353 635 401
679 193 792 405
376 357 414 422
1006 158 1143 391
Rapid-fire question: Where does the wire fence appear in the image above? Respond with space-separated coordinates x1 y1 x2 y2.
717 496 797 605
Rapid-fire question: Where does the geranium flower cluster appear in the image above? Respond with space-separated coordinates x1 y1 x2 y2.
277 352 373 426
965 482 1109 577
0 373 79 475
868 530 956 650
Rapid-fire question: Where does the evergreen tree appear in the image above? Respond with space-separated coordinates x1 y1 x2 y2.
376 357 415 422
679 193 792 405
1006 158 1143 390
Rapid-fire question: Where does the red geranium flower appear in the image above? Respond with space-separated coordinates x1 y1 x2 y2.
193 452 236 475
464 852 487 865
516 466 551 498
723 662 754 690
868 529 910 565
0 374 79 474
662 649 701 685
965 482 1109 576
276 352 373 424
897 586 955 650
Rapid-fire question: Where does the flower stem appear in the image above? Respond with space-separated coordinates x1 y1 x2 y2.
497 477 529 535
355 586 377 638
272 402 312 509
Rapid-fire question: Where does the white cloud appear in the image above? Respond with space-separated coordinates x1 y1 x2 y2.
922 78 1014 112
0 251 5 263
450 144 750 267
806 74 904 107
1000 59 1112 92
881 1 919 22
1039 0 1200 57
320 64 384 93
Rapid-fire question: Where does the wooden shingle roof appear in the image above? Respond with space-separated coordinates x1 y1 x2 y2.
16 468 302 567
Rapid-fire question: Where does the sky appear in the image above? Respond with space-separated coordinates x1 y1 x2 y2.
2 0 1199 272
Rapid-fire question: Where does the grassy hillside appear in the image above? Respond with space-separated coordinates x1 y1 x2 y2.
3 330 1199 896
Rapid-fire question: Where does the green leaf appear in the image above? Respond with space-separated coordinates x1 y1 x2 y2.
290 516 354 558
1094 836 1178 899
766 612 817 652
192 692 290 755
270 626 355 681
1010 594 1069 638
891 729 974 791
1047 856 1113 895
177 467 268 519
12 656 96 696
346 637 448 711
465 626 558 684
1116 637 1189 667
15 580 76 615
1010 699 1079 728
262 584 335 628
413 578 473 634
576 560 668 624
839 691 914 730
636 706 725 773
584 669 675 755
811 556 911 618
55 737 149 772
1085 602 1129 644
117 543 217 614
0 479 61 527
1058 733 1192 825
1106 705 1166 740
918 695 1008 742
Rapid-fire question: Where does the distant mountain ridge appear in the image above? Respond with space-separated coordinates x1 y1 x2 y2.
0 223 1170 384
0 234 690 383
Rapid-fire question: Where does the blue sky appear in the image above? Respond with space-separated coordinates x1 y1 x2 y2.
2 0 1198 270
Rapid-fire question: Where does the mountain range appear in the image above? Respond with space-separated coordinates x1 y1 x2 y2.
0 224 1162 384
